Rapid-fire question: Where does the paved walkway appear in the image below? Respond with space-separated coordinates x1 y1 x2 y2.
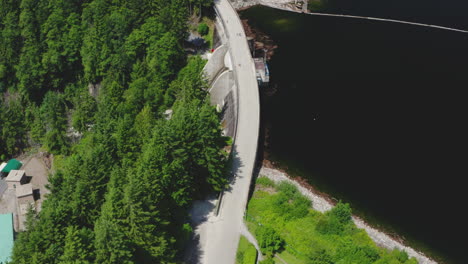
190 0 260 263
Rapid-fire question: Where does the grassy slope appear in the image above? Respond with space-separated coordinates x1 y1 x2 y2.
236 236 258 264
245 177 418 264
201 16 215 49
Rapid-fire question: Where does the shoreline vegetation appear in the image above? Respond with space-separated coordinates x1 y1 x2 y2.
256 165 437 264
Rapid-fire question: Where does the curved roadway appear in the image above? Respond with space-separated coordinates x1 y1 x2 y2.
194 0 260 263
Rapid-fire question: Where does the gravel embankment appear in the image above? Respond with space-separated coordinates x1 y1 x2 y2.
231 0 300 11
259 167 437 264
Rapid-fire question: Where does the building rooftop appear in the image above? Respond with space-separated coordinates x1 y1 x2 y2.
0 163 6 173
5 170 25 182
1 159 22 173
253 57 270 85
16 183 33 198
0 213 14 264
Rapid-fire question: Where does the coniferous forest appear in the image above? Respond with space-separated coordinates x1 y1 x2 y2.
1 0 224 263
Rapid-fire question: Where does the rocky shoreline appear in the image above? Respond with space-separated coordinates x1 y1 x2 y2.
259 166 438 264
231 0 303 12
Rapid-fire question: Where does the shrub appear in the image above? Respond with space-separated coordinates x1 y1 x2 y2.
405 257 419 264
316 216 344 235
257 226 284 255
198 23 209 36
335 239 380 264
391 249 410 262
328 202 352 224
273 183 311 220
256 177 275 188
277 181 298 197
307 249 334 264
289 195 311 218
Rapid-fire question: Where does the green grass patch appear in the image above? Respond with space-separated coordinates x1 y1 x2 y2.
245 181 419 264
276 250 307 264
201 16 215 49
256 177 276 188
236 236 258 264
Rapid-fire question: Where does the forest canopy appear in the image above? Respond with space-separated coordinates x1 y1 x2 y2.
1 0 226 263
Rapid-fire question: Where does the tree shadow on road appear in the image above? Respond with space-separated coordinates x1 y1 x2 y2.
184 196 216 264
184 145 244 263
225 145 244 192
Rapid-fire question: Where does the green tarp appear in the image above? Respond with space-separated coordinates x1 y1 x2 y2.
1 159 22 173
0 213 14 264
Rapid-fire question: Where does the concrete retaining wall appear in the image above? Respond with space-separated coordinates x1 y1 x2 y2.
203 45 228 84
204 21 238 139
209 70 234 107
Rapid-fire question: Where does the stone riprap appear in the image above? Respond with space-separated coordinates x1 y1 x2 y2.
230 0 299 11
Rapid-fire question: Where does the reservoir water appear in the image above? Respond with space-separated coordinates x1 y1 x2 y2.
240 5 468 264
313 0 468 30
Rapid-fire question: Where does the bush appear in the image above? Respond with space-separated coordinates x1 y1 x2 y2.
198 23 209 36
335 239 380 264
316 216 344 235
277 182 298 197
290 195 311 218
256 177 276 188
257 226 284 255
273 183 311 220
307 249 334 264
391 249 412 263
328 202 352 224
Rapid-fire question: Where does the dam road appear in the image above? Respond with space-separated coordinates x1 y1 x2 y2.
188 0 260 264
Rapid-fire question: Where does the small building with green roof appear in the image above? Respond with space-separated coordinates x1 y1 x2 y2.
0 159 22 177
0 213 14 264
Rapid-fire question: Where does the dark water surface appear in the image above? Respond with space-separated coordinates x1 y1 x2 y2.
241 6 468 264
317 0 468 30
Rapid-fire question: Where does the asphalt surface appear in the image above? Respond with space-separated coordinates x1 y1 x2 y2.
192 0 260 263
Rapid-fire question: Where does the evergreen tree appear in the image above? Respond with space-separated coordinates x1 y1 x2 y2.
6 1 227 263
59 226 94 264
40 91 68 154
94 169 134 264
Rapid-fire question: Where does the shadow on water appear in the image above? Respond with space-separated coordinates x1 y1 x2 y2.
241 5 468 264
